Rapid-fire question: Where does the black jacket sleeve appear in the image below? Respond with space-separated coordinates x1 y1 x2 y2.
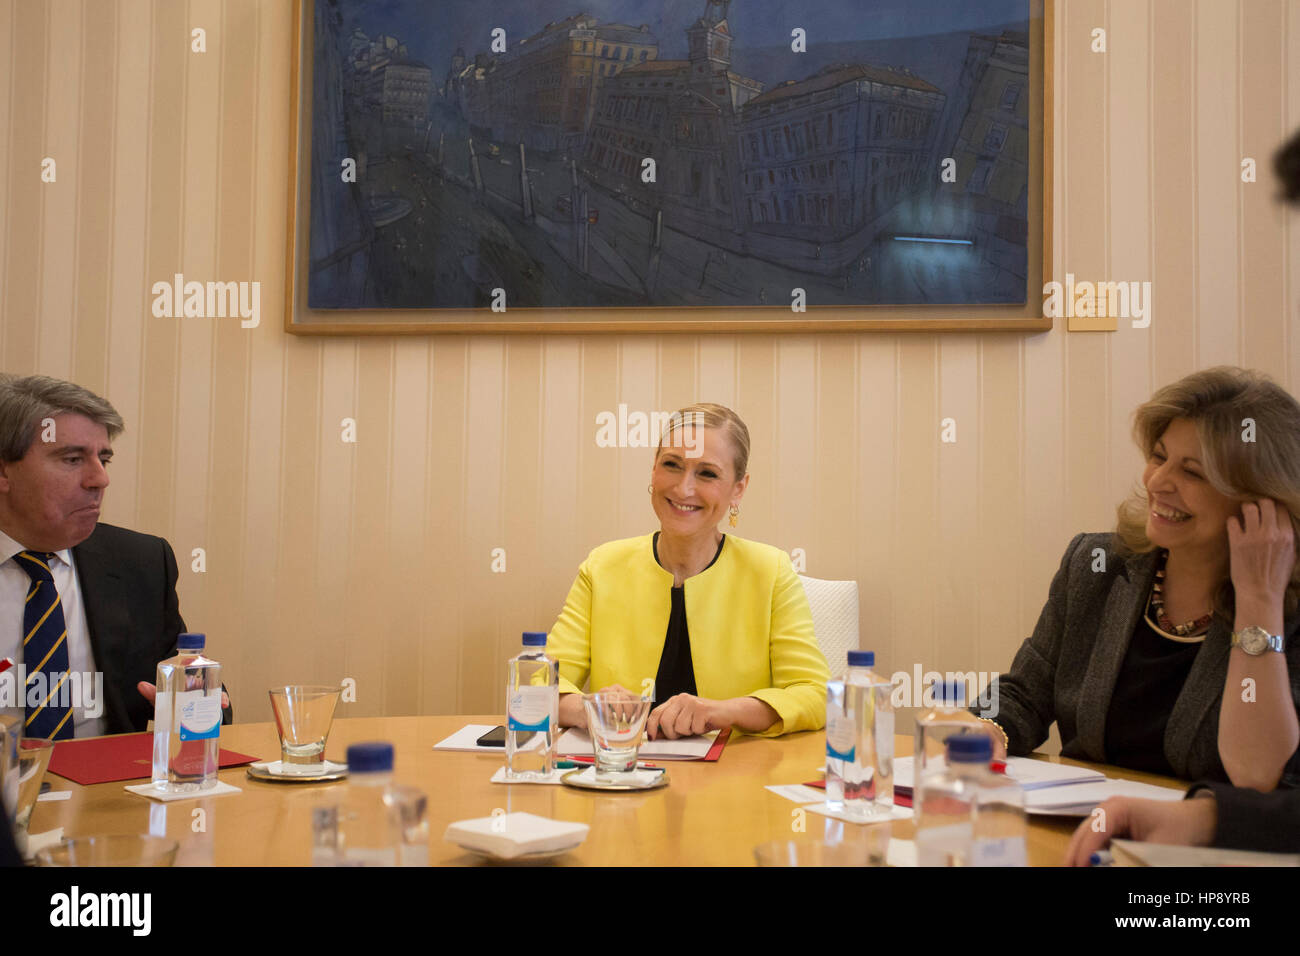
1187 780 1300 853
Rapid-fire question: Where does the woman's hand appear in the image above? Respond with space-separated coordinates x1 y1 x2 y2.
1227 499 1296 612
646 694 728 740
559 684 637 730
1064 794 1217 866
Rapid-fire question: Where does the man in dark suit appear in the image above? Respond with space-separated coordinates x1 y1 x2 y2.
0 374 228 739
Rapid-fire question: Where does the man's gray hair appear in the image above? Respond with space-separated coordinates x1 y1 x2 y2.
0 375 124 462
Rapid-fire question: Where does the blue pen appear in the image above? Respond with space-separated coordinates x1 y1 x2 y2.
1089 850 1114 867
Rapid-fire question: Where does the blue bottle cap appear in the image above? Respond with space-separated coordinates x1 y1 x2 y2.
177 633 205 650
847 650 874 667
522 632 548 646
346 741 394 773
931 678 966 704
945 732 992 763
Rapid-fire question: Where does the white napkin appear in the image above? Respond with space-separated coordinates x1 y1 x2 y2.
489 766 570 785
802 800 913 823
564 765 664 788
125 780 242 802
19 826 63 860
249 759 348 777
444 811 589 859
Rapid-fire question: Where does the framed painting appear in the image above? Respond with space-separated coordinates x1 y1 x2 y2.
285 0 1053 333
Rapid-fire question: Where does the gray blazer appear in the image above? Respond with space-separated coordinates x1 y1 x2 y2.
979 532 1300 786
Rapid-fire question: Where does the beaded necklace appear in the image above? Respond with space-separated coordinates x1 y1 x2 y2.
1148 548 1214 638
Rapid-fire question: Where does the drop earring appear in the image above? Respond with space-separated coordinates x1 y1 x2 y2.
728 503 739 528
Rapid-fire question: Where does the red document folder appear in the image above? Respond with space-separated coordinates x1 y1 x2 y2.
48 732 259 786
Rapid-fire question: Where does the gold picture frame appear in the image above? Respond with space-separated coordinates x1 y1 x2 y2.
285 0 1053 334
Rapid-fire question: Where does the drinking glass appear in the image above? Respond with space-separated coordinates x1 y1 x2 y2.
11 738 54 850
37 834 178 867
268 685 342 774
581 692 652 775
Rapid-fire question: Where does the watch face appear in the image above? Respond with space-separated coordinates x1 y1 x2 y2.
1238 626 1271 655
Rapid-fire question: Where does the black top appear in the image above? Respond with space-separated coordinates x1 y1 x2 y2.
1103 612 1204 776
651 533 725 703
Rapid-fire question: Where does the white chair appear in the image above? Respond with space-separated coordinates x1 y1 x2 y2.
797 575 859 676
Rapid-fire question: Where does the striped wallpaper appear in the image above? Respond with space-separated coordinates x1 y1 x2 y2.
0 0 1298 723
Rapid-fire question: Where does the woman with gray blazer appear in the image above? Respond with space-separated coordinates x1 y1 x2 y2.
978 367 1300 791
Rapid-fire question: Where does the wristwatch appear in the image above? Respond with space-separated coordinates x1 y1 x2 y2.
1231 625 1286 655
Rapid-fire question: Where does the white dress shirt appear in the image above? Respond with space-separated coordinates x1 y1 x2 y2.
0 527 107 738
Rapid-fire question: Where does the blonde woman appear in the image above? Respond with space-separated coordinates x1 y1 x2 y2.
977 367 1300 789
548 403 829 739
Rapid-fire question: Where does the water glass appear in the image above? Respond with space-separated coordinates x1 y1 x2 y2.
268 685 342 774
37 834 178 867
581 692 652 775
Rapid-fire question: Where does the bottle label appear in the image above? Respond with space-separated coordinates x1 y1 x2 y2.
507 686 552 732
825 709 855 762
971 836 1027 867
176 690 222 741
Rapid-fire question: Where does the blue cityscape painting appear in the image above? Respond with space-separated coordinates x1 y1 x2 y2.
306 0 1031 312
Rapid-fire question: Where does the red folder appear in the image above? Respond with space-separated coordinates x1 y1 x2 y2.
48 732 259 786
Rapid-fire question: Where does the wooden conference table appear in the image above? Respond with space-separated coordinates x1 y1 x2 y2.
29 715 1185 866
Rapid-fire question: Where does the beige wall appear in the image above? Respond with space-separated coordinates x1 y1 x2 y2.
1 0 1298 724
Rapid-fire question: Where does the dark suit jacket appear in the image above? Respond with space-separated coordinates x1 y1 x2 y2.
1189 781 1300 852
72 522 230 735
978 532 1300 786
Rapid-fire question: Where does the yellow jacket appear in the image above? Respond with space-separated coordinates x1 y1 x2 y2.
546 533 829 736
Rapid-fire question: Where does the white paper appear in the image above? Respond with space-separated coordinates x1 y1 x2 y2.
125 780 242 802
765 783 827 804
37 790 72 802
432 723 545 753
555 727 718 759
1111 838 1300 867
893 755 1105 792
1024 778 1186 815
802 800 913 823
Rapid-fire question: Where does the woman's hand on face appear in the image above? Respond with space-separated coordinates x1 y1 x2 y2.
646 694 725 740
1227 498 1297 606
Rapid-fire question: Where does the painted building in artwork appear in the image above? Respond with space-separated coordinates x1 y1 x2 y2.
455 13 660 153
581 1 762 234
347 31 432 135
943 30 1030 278
736 63 946 241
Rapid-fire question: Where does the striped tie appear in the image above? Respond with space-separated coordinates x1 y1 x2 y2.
16 551 74 740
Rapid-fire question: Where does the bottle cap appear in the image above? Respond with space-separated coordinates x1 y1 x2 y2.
522 632 548 647
347 741 394 773
847 650 874 667
945 732 992 763
930 678 966 705
177 633 205 650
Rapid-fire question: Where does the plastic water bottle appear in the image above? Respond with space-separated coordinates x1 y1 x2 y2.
915 733 1026 867
505 632 558 778
324 741 400 866
825 650 894 819
312 750 427 867
151 633 221 793
913 677 983 803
